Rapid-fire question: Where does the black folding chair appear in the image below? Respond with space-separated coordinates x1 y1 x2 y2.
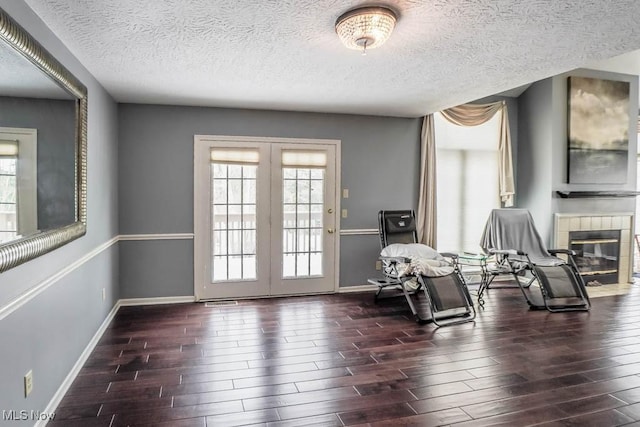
368 210 476 326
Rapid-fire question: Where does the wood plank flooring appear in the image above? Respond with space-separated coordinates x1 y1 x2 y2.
50 283 640 426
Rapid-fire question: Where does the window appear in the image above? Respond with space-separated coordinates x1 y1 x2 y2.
435 112 501 252
0 140 18 243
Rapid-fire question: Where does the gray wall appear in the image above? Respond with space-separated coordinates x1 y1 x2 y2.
0 96 77 230
517 69 639 243
118 104 421 297
517 78 555 239
0 1 119 424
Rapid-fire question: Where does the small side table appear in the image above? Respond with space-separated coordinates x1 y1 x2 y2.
454 252 489 306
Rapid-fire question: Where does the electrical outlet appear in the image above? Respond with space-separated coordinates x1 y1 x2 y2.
24 370 33 397
102 288 106 301
375 260 382 270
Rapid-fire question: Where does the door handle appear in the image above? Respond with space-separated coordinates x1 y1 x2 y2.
327 228 334 234
328 209 333 214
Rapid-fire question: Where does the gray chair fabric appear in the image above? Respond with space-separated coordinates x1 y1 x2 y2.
480 208 563 266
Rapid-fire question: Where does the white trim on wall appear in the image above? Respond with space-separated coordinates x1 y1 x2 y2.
338 284 378 293
0 236 119 321
119 296 196 306
1 228 377 322
0 228 381 323
80 230 368 245
340 229 378 236
119 233 194 241
0 233 198 321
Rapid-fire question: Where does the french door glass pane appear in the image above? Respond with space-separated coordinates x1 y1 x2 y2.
310 253 322 275
310 228 323 252
211 161 258 282
297 205 310 228
282 167 324 278
296 253 310 276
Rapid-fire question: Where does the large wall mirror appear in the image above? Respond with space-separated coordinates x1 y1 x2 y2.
0 7 87 272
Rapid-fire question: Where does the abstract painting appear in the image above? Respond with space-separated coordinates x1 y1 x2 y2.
568 76 630 184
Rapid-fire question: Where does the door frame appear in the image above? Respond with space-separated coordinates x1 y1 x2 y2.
193 135 341 301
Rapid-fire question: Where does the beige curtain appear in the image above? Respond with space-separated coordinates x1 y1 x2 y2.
416 114 437 247
416 100 515 247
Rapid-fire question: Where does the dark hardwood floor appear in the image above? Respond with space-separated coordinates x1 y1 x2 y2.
50 282 640 426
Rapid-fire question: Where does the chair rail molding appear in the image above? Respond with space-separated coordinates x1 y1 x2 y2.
0 236 119 321
340 228 378 236
119 233 195 241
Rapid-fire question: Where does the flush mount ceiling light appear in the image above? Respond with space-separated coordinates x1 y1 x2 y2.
335 6 397 54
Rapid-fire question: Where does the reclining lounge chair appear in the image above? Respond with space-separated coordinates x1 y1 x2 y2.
480 208 590 312
368 210 476 326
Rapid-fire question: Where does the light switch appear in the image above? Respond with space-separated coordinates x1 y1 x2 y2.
342 188 349 198
341 209 348 218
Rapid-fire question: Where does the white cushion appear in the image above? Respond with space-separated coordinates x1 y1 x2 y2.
381 243 443 261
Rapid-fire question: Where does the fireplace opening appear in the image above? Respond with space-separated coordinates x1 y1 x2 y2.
569 230 620 284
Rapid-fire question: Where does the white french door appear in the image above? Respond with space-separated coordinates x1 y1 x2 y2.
194 136 339 300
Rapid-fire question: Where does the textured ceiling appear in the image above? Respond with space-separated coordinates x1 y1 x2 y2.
20 0 640 117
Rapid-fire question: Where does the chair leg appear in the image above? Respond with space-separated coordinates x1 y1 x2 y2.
374 285 383 301
476 273 495 306
512 271 540 309
399 278 430 324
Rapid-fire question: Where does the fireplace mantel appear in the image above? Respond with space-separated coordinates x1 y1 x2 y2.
556 191 640 198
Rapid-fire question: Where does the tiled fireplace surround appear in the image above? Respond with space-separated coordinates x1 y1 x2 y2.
554 213 634 284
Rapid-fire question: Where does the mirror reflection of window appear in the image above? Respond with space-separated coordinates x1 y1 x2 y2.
0 140 18 243
0 128 38 243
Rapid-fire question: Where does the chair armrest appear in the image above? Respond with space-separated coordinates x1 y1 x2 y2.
489 248 526 256
440 252 458 259
548 248 577 256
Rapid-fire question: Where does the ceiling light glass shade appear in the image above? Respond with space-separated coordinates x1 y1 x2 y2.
335 6 397 52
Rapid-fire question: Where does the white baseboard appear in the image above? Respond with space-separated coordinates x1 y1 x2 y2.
118 296 197 306
37 301 120 427
338 284 378 293
40 296 197 425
